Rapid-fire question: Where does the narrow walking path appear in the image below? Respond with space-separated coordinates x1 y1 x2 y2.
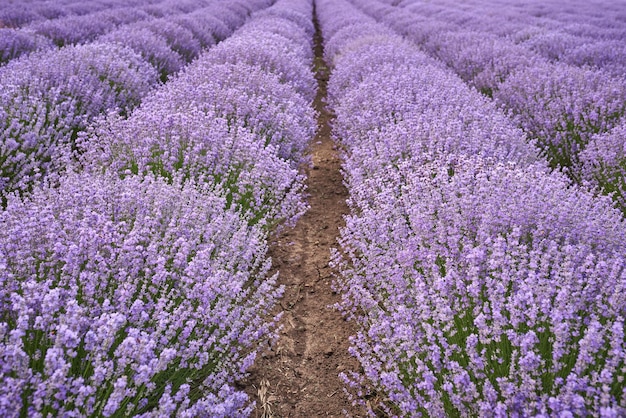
239 8 365 418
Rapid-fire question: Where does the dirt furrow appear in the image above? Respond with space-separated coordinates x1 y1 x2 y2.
238 7 365 418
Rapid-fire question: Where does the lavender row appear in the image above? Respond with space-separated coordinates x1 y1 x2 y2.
1 0 221 66
97 1 254 81
0 0 316 415
460 0 626 47
391 0 626 51
349 0 626 212
0 0 159 62
0 0 155 28
579 120 626 214
0 173 281 416
317 0 626 415
378 0 624 79
80 0 316 230
28 0 242 53
0 42 158 201
0 0 265 202
27 2 159 48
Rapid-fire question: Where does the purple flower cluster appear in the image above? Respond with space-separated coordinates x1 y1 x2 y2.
0 171 280 417
0 0 71 28
0 42 158 198
205 32 316 103
1 0 274 201
423 30 539 97
0 0 259 33
0 0 144 63
98 26 187 81
97 1 260 82
126 20 200 64
350 0 626 204
81 0 316 231
0 28 54 64
1 0 315 414
580 119 626 213
494 61 626 171
27 7 151 47
563 40 626 78
318 0 626 415
0 0 254 69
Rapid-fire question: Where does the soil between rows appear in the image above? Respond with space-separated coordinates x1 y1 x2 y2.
237 9 367 418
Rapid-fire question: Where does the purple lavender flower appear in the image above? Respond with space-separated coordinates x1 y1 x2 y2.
80 0 316 229
0 171 283 416
580 119 626 212
0 42 158 198
564 40 626 77
494 61 626 170
0 28 53 64
317 1 626 415
98 26 186 82
1 1 314 414
0 5 41 28
351 0 626 180
131 20 201 63
207 30 317 102
80 101 308 230
171 12 219 49
27 8 149 47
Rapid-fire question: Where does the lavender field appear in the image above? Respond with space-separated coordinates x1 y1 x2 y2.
1 0 625 416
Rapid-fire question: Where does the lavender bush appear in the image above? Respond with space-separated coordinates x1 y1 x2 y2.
0 171 282 417
81 0 315 231
207 31 317 102
0 42 158 199
580 120 626 213
0 4 42 28
171 12 220 49
423 30 540 97
564 40 626 77
325 34 434 103
1 0 280 201
1 0 315 415
494 61 626 171
0 28 53 64
27 7 150 47
254 6 316 39
318 0 626 415
519 30 586 62
98 0 272 83
171 61 316 164
207 3 257 33
335 158 626 417
131 20 201 64
80 101 307 230
351 0 626 181
98 27 186 82
173 12 231 43
329 64 536 169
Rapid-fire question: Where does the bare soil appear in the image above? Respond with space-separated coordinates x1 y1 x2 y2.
237 11 366 418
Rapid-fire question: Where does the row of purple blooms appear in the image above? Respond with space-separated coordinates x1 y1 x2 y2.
369 0 626 47
349 0 626 216
0 0 317 415
318 0 625 415
0 0 235 67
0 0 150 28
0 0 267 201
378 0 626 46
1 0 160 62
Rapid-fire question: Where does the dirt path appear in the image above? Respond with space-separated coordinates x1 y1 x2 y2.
238 8 366 418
